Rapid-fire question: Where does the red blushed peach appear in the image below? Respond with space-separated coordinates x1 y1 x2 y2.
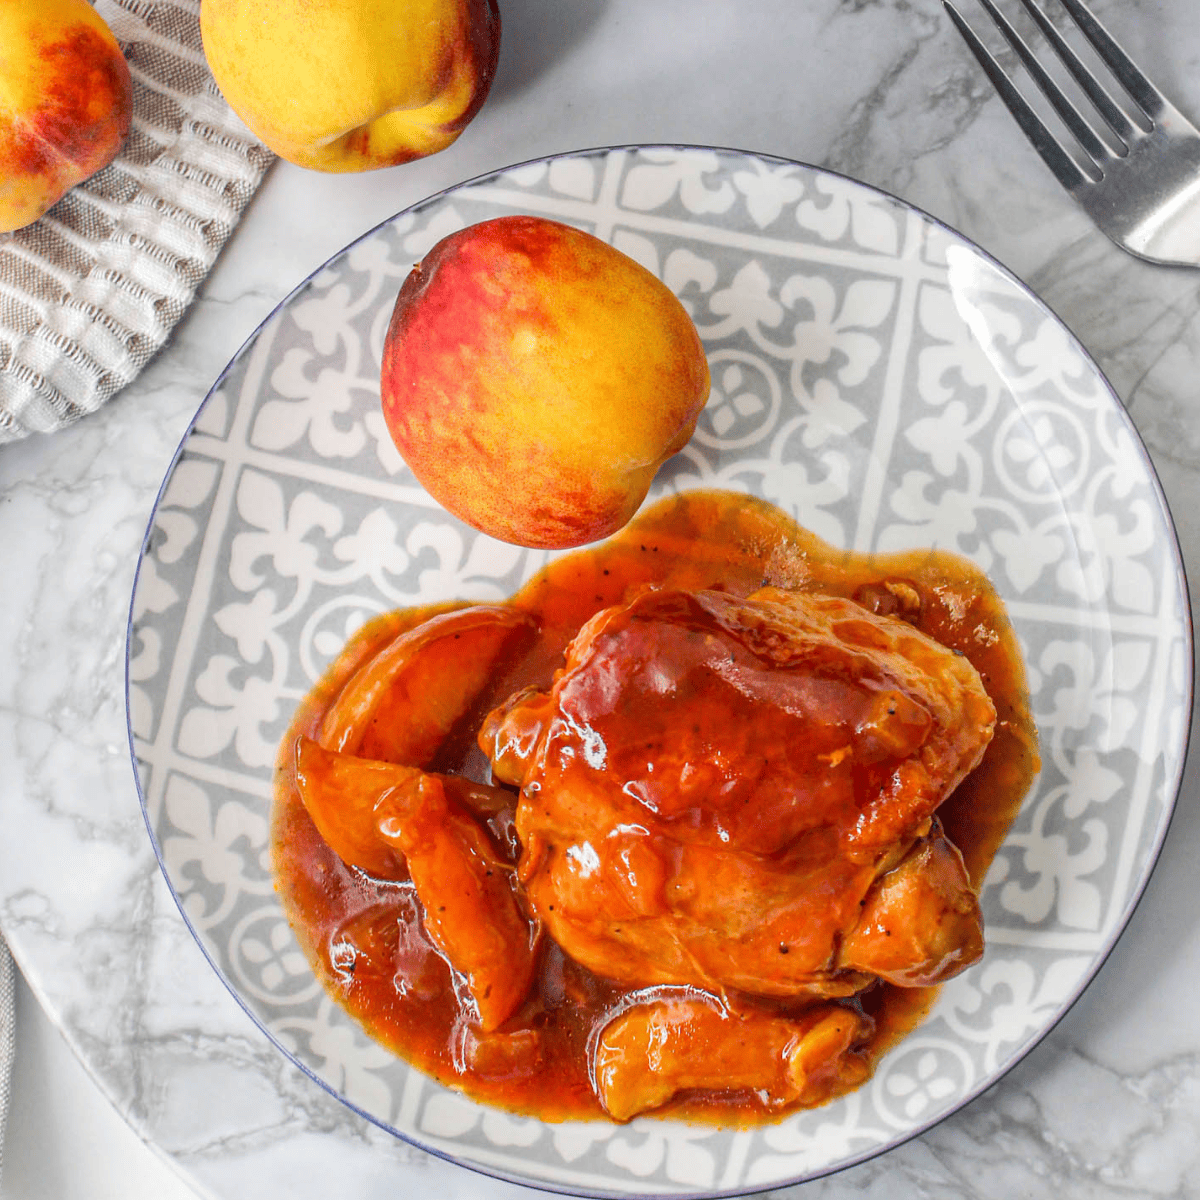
0 0 132 233
379 216 711 549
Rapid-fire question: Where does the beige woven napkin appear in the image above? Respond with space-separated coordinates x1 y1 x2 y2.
0 0 274 443
0 936 11 1189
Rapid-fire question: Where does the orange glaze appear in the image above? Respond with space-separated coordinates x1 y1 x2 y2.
272 489 1039 1123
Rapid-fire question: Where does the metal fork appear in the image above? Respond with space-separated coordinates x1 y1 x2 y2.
944 0 1200 266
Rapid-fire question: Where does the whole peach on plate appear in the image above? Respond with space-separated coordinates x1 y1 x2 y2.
379 215 712 549
0 0 132 234
200 0 500 172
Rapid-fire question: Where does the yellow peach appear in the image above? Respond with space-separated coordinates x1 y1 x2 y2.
200 0 500 172
0 0 132 234
380 216 711 549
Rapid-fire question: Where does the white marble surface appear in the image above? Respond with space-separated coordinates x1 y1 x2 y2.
3 969 201 1200
3 1 1200 1196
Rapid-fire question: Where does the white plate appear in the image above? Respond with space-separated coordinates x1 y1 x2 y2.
126 145 1192 1197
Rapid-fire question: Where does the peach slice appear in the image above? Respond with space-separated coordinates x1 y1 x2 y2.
592 997 868 1120
318 604 537 764
293 736 535 1029
293 734 516 878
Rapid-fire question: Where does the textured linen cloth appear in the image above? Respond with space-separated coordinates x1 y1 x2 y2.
0 0 273 442
0 936 12 1188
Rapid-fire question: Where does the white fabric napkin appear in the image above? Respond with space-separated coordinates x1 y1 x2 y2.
0 0 273 442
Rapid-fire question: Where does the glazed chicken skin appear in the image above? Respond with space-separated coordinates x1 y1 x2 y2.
483 586 995 1000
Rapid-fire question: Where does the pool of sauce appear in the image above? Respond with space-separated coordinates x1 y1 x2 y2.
272 489 1039 1124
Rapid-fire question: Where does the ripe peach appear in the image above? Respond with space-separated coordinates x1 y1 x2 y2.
0 0 132 234
380 216 711 549
200 0 500 172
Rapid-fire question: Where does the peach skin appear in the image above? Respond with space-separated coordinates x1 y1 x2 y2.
379 215 711 549
0 0 132 234
200 0 500 172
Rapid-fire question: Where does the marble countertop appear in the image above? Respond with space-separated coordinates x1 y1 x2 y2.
4 1 1200 1197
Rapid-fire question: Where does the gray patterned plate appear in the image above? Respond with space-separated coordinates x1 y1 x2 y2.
127 146 1191 1197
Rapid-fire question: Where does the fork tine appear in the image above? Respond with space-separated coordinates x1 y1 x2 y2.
975 0 1112 164
943 0 1092 191
1014 0 1143 144
1056 0 1167 121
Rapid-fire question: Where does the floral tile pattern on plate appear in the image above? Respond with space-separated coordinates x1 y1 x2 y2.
127 146 1190 1197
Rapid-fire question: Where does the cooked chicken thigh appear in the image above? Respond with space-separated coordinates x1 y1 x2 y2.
482 586 994 999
